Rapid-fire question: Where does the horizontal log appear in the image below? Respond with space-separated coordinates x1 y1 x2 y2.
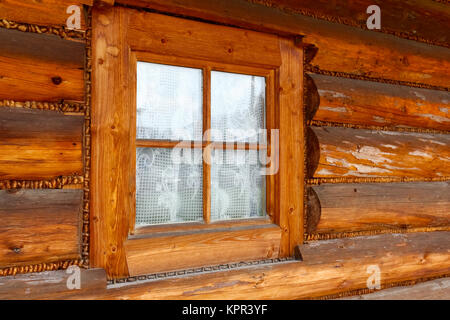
250 0 450 47
310 126 450 178
0 189 82 268
341 277 450 300
308 73 450 131
0 268 106 300
126 9 282 68
0 28 85 102
0 108 84 180
307 182 450 235
117 0 450 88
125 225 281 276
0 0 92 29
64 232 450 299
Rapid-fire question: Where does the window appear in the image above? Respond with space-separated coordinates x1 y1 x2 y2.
91 6 304 278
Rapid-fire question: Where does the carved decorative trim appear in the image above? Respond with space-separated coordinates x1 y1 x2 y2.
0 175 84 190
307 177 450 185
0 259 84 277
305 65 450 92
0 19 85 40
309 120 450 135
0 100 85 114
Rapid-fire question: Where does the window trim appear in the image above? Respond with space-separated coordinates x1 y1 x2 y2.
91 6 304 278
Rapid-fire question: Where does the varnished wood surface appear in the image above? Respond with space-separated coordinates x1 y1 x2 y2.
307 182 450 235
308 73 450 131
0 189 82 267
117 0 450 88
125 225 281 276
62 232 450 299
310 126 450 178
0 0 92 29
0 108 84 180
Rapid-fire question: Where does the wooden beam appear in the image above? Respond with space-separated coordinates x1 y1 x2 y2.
60 231 450 299
0 108 84 180
125 225 281 276
116 0 450 88
307 73 450 131
0 189 83 267
310 126 450 178
0 268 106 300
307 182 450 236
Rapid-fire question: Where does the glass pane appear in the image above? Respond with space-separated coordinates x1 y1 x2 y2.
210 149 266 221
136 147 203 226
137 62 203 141
211 71 265 143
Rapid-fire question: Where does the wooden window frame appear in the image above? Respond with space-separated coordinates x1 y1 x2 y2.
91 5 304 278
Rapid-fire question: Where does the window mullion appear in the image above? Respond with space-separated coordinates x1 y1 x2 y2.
202 66 212 224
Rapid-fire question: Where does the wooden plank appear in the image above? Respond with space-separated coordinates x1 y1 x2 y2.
117 0 450 88
308 73 450 131
0 268 106 300
310 126 450 178
91 6 132 278
65 232 450 299
0 0 93 29
0 189 82 267
341 277 450 300
250 0 450 47
278 37 304 256
126 9 282 69
0 108 83 180
124 225 281 276
308 182 450 235
0 29 85 102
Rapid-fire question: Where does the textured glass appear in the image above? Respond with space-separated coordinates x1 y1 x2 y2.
137 62 203 141
136 148 203 226
211 71 265 143
210 149 266 221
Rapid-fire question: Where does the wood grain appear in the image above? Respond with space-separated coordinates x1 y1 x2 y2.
250 0 450 47
91 6 132 278
66 232 450 299
0 0 92 29
125 225 281 276
0 28 85 102
126 9 281 69
0 268 106 300
0 189 82 267
308 73 450 131
310 126 450 178
308 182 450 235
117 0 450 88
278 37 304 256
0 108 83 180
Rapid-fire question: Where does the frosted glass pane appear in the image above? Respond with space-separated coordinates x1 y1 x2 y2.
211 71 265 143
137 62 203 141
136 148 203 226
211 149 266 221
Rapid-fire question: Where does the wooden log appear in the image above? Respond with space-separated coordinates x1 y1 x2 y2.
307 182 450 235
0 0 93 29
125 225 281 276
250 0 450 47
341 277 450 300
0 29 85 102
0 189 82 267
0 268 106 300
308 73 450 131
116 0 450 88
310 126 450 178
0 108 84 180
63 232 450 299
126 9 282 69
